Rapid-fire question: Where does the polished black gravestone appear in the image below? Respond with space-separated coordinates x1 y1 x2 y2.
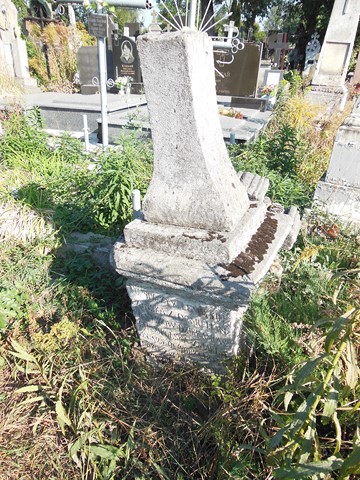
77 46 114 95
214 42 262 98
112 34 142 94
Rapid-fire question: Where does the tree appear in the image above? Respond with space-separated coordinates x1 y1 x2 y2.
158 0 270 36
231 0 272 30
274 0 335 68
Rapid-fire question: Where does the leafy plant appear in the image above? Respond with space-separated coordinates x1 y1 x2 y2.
26 22 78 92
267 307 360 479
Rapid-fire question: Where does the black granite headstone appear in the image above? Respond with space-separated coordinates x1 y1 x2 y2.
214 42 262 98
112 34 142 93
77 46 114 94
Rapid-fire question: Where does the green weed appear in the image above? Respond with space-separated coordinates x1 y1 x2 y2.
267 308 360 479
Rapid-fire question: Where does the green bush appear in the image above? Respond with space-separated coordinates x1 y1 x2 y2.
0 113 153 236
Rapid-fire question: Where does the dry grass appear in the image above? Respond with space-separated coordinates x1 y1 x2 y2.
0 73 24 98
0 199 54 243
0 363 80 479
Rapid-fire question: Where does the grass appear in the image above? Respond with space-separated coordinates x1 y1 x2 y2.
229 73 351 210
0 73 24 98
0 93 359 479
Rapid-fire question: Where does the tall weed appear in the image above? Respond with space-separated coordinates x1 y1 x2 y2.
267 308 359 479
230 78 346 205
0 114 153 236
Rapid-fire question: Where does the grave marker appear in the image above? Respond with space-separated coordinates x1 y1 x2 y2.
0 0 38 89
314 97 360 228
214 42 262 97
267 32 290 68
88 13 109 38
304 33 321 75
111 31 300 369
312 0 360 87
112 34 142 93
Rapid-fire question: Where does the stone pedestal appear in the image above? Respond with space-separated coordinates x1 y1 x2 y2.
314 98 360 230
111 31 300 370
307 0 360 113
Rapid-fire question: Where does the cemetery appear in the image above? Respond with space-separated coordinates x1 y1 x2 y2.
0 0 359 478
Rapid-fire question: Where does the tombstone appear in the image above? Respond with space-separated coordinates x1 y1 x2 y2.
77 46 114 94
307 0 360 112
351 50 360 85
148 10 162 34
214 42 263 97
0 0 38 90
112 34 142 93
314 97 360 230
111 31 300 370
304 33 321 75
267 32 290 69
312 0 360 88
263 69 283 88
125 22 141 38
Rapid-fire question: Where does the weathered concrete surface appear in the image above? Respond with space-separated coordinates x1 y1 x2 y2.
127 282 247 367
137 31 250 232
325 113 360 189
0 0 37 89
314 98 360 230
112 31 301 370
312 0 360 87
314 182 360 229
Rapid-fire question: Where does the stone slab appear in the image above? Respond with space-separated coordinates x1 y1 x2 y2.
325 124 360 189
112 206 299 305
305 86 344 117
230 96 268 110
111 237 253 308
124 201 268 264
0 92 147 133
100 102 271 144
314 181 360 230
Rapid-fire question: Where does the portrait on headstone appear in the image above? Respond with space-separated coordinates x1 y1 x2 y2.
120 40 135 64
112 34 142 93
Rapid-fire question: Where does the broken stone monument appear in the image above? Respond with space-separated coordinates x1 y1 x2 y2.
307 0 360 111
111 31 300 370
314 97 360 230
0 0 38 91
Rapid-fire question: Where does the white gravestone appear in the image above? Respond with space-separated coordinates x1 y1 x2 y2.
111 31 300 370
312 0 360 87
0 0 37 89
139 32 250 232
314 97 360 229
304 33 321 75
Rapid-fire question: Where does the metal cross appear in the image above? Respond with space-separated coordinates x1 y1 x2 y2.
224 21 238 41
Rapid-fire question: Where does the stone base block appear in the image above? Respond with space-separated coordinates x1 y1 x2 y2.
314 181 360 231
112 202 300 369
124 201 269 264
81 84 99 95
305 86 344 117
127 281 247 370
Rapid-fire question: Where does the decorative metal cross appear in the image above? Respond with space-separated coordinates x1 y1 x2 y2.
224 21 238 42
